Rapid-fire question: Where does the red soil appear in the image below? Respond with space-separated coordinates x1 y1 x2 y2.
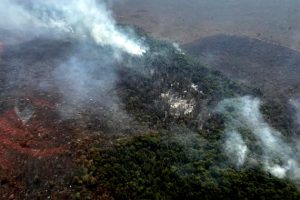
0 96 65 170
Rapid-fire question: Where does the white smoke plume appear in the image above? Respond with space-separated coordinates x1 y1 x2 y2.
216 96 300 181
0 0 147 55
290 99 300 126
0 0 147 132
224 130 248 168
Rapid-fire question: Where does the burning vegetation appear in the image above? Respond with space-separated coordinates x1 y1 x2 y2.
0 0 299 199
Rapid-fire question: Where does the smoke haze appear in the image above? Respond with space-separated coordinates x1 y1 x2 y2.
0 0 148 132
290 99 300 126
216 96 300 181
224 130 248 168
0 0 146 55
113 0 300 50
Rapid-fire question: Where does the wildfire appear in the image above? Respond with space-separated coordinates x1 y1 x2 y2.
0 96 65 170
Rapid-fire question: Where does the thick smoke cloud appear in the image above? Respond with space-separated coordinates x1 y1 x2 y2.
0 0 146 55
216 96 300 181
224 130 248 168
0 0 147 132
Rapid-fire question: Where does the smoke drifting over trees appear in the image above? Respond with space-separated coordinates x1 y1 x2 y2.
0 0 146 55
0 0 148 127
0 0 299 198
216 96 300 181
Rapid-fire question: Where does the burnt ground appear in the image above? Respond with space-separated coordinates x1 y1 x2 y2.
0 39 122 199
0 34 299 199
183 34 300 101
0 35 249 199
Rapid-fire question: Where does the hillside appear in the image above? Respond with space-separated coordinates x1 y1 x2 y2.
0 34 299 199
183 34 300 100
